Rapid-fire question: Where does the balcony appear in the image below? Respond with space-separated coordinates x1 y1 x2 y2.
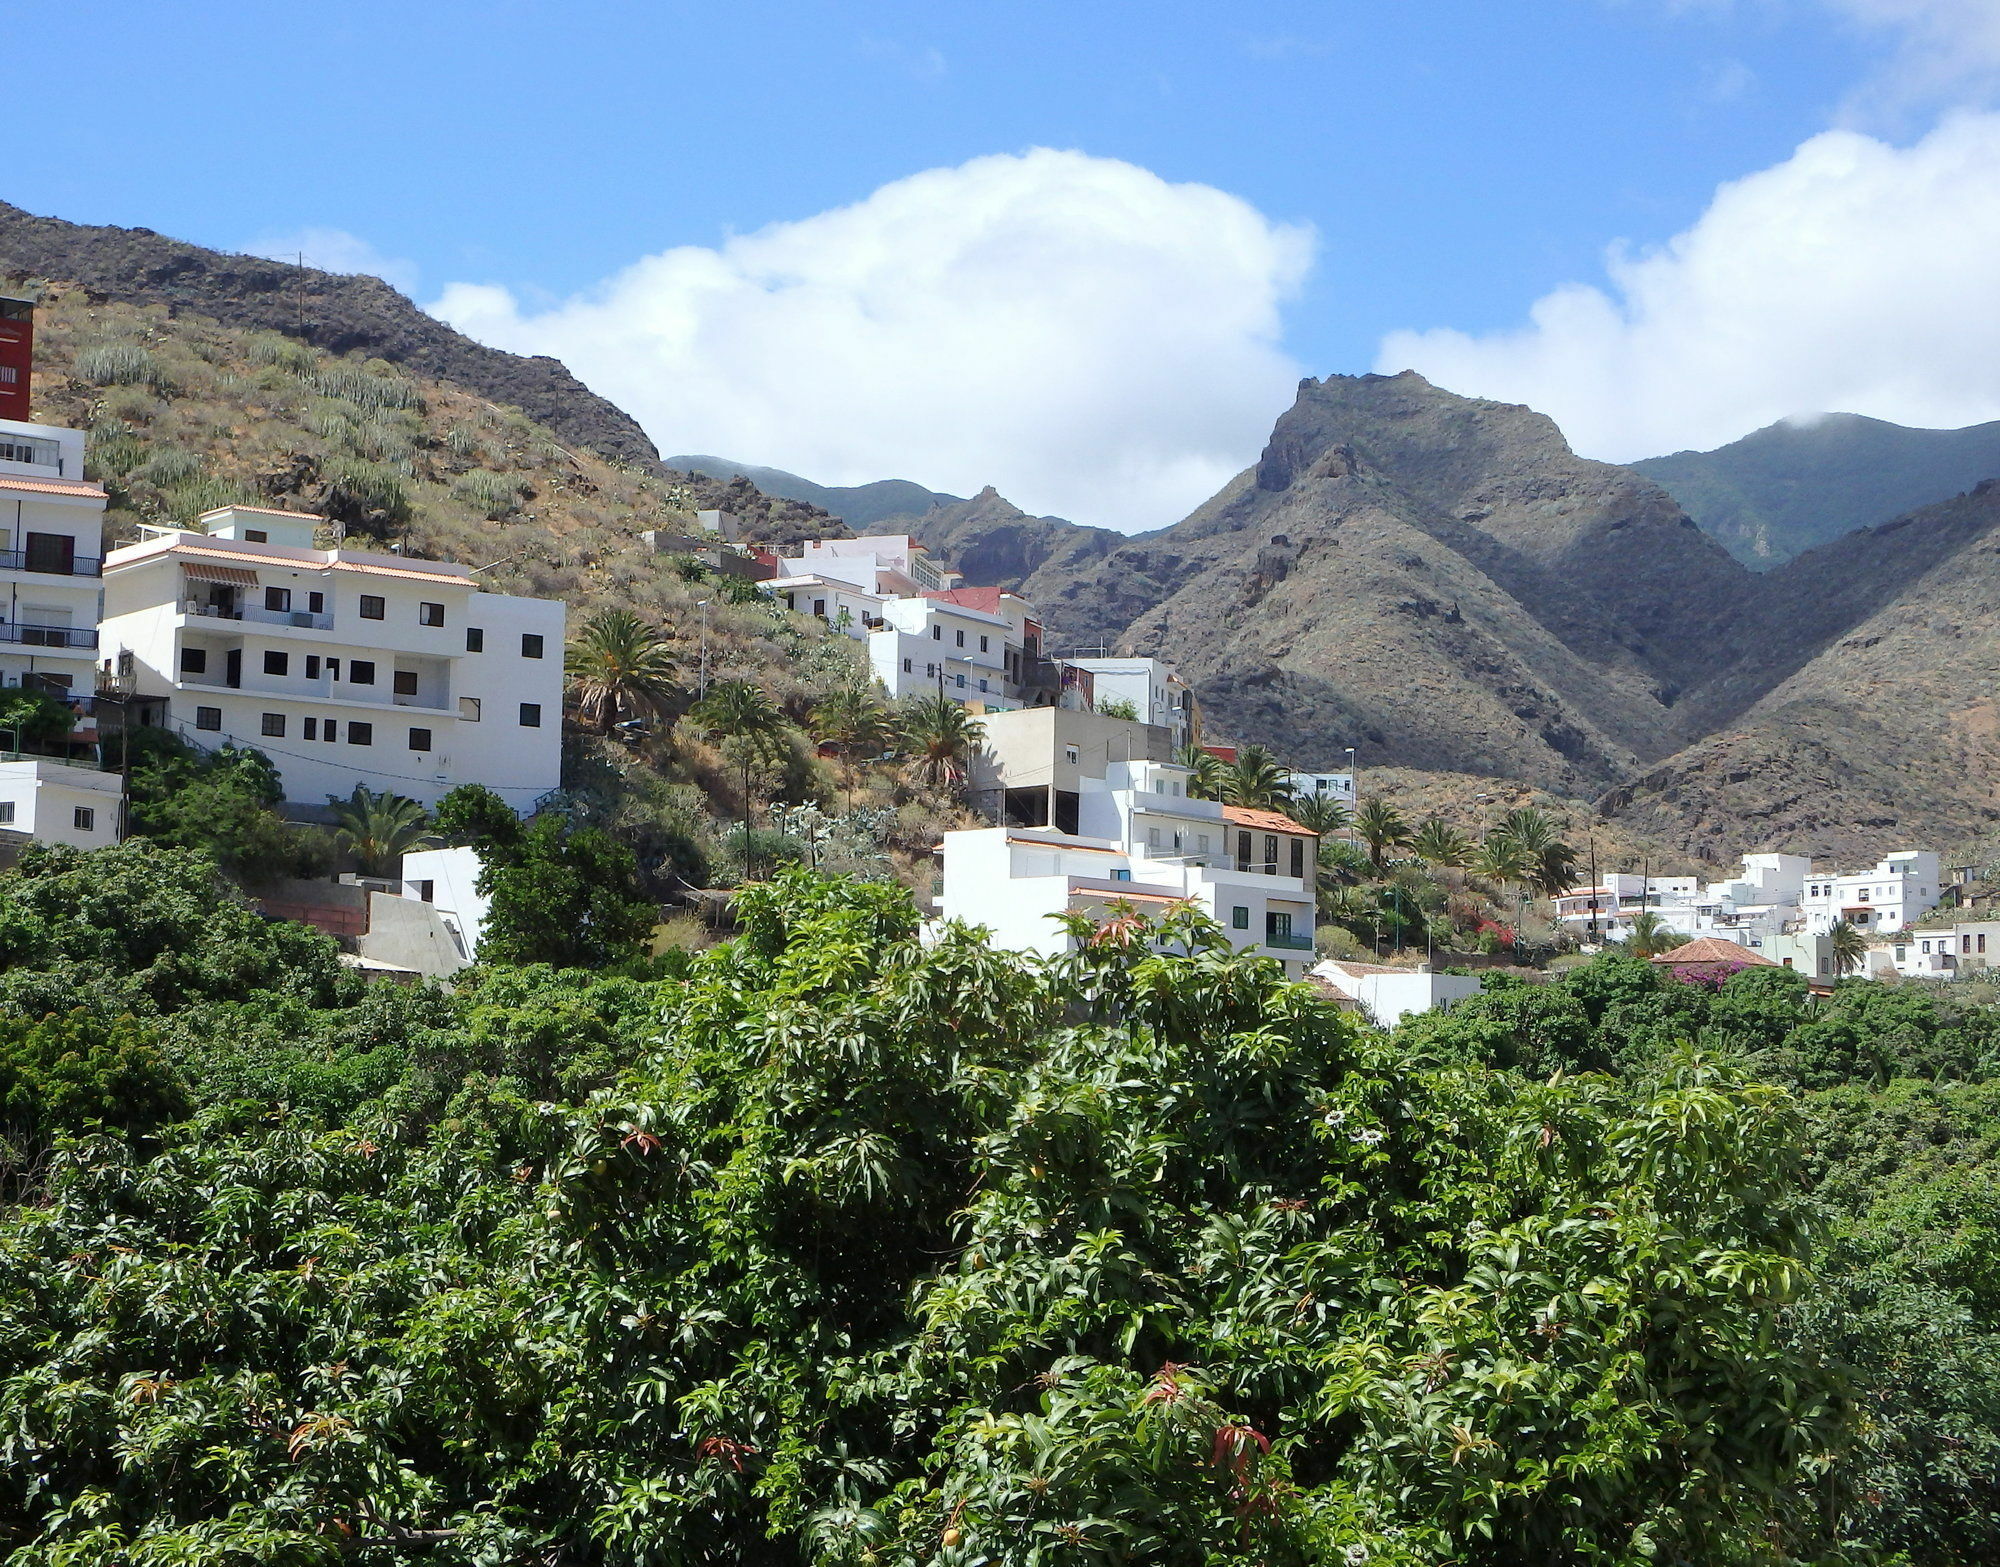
0 623 97 650
0 547 100 578
1263 930 1315 952
184 600 334 632
179 670 451 713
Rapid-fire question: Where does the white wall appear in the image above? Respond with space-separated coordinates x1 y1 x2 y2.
400 845 491 959
0 758 121 847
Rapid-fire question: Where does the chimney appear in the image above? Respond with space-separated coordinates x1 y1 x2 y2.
0 295 31 421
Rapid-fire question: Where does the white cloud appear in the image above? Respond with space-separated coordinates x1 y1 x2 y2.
1821 0 2000 112
1376 112 2000 459
430 149 1313 531
244 227 420 297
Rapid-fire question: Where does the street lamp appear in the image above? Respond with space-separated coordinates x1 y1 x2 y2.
1344 745 1357 849
695 600 710 699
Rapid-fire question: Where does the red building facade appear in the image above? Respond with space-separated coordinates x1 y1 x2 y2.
0 297 31 422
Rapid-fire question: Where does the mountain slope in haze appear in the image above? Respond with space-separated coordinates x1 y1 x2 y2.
1634 412 2000 568
1601 480 2000 861
667 454 961 529
0 201 661 471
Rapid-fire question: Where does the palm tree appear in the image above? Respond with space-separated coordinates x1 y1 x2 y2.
1493 806 1559 858
1223 744 1295 810
1829 918 1869 977
1176 744 1230 802
901 696 985 793
564 609 679 734
810 687 894 757
1289 791 1353 839
1353 797 1412 873
1475 832 1533 892
1528 840 1581 901
1411 817 1473 869
1625 909 1687 959
691 681 795 870
330 785 435 878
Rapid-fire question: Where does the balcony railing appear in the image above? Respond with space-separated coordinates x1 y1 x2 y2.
0 623 97 650
1263 930 1315 952
184 600 334 631
0 548 101 578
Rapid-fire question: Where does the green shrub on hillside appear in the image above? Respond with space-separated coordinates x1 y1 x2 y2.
73 341 173 392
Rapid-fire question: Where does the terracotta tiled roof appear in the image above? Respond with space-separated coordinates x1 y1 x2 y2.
1651 935 1776 967
0 474 105 500
1222 804 1314 835
926 586 1011 614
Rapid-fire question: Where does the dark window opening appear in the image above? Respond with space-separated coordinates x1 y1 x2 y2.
408 727 432 751
419 601 445 627
1004 787 1049 827
359 595 385 620
1053 790 1081 836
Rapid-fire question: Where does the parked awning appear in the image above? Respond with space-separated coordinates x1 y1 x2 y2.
180 561 258 586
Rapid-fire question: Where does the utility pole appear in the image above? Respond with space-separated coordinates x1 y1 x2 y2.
695 600 710 698
1587 834 1600 943
1345 745 1358 851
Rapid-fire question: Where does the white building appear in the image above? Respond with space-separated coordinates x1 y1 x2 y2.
1059 657 1194 748
0 416 107 703
1288 771 1355 808
100 506 564 810
1801 851 1941 936
1310 959 1482 1027
938 753 1319 978
1555 853 1810 954
0 754 120 849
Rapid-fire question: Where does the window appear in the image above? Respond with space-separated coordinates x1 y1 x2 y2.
263 651 288 676
180 647 207 674
1983 934 1990 954
303 717 318 741
23 532 75 574
1231 906 1250 930
459 697 481 721
264 587 291 612
349 722 373 746
1197 833 1210 854
1147 826 1161 848
0 802 12 824
326 658 341 680
465 627 484 653
1965 935 1975 955
305 655 321 680
359 594 385 620
73 807 94 832
902 658 912 674
416 880 435 903
1290 838 1305 878
349 660 376 685
813 598 826 617
322 720 337 743
1267 911 1294 941
955 629 965 647
979 635 989 652
260 712 286 738
1111 868 1132 882
307 591 325 614
195 706 221 731
408 727 432 751
1263 834 1279 875
954 674 966 688
978 679 989 691
419 601 445 627
931 625 942 641
1236 831 1252 871
244 529 269 543
521 633 544 659
519 702 542 727
0 366 14 384
1922 940 1933 954
393 670 419 697
1064 745 1079 764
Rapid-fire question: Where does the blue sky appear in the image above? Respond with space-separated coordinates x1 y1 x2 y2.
23 2 2000 527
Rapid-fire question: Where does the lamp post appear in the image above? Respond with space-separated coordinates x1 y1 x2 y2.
1344 746 1357 850
695 600 710 699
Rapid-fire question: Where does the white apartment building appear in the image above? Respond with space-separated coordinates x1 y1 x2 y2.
0 754 121 849
1801 851 1941 935
938 753 1320 978
0 417 106 700
1057 657 1193 747
1288 771 1356 807
100 506 564 810
1556 854 1810 953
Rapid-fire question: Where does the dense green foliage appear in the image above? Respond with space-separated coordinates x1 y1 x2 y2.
4 846 2000 1560
122 731 328 883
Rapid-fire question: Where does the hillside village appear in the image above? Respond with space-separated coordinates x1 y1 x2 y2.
0 287 1978 1009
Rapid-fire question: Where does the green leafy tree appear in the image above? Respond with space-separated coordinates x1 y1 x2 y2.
0 686 78 753
564 608 680 734
899 694 984 793
1096 696 1139 721
475 814 656 968
692 679 797 853
1624 907 1687 958
433 782 525 856
1221 743 1293 809
329 785 435 878
1353 795 1412 871
125 735 326 884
